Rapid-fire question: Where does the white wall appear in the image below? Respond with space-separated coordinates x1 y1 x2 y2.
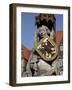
0 0 72 90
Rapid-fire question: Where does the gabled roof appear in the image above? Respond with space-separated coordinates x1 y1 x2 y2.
56 31 63 46
22 45 31 61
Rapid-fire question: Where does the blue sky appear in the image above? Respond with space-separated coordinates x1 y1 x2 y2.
21 12 63 50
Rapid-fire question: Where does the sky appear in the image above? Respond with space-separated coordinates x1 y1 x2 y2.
21 12 63 50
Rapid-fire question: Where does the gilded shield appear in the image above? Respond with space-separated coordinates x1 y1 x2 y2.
35 35 58 61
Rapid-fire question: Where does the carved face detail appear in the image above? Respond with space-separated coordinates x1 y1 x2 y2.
37 25 48 41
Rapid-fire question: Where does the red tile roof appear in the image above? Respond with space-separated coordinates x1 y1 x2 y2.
56 31 63 46
22 45 31 61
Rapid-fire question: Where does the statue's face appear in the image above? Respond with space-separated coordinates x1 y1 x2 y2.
38 26 48 40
